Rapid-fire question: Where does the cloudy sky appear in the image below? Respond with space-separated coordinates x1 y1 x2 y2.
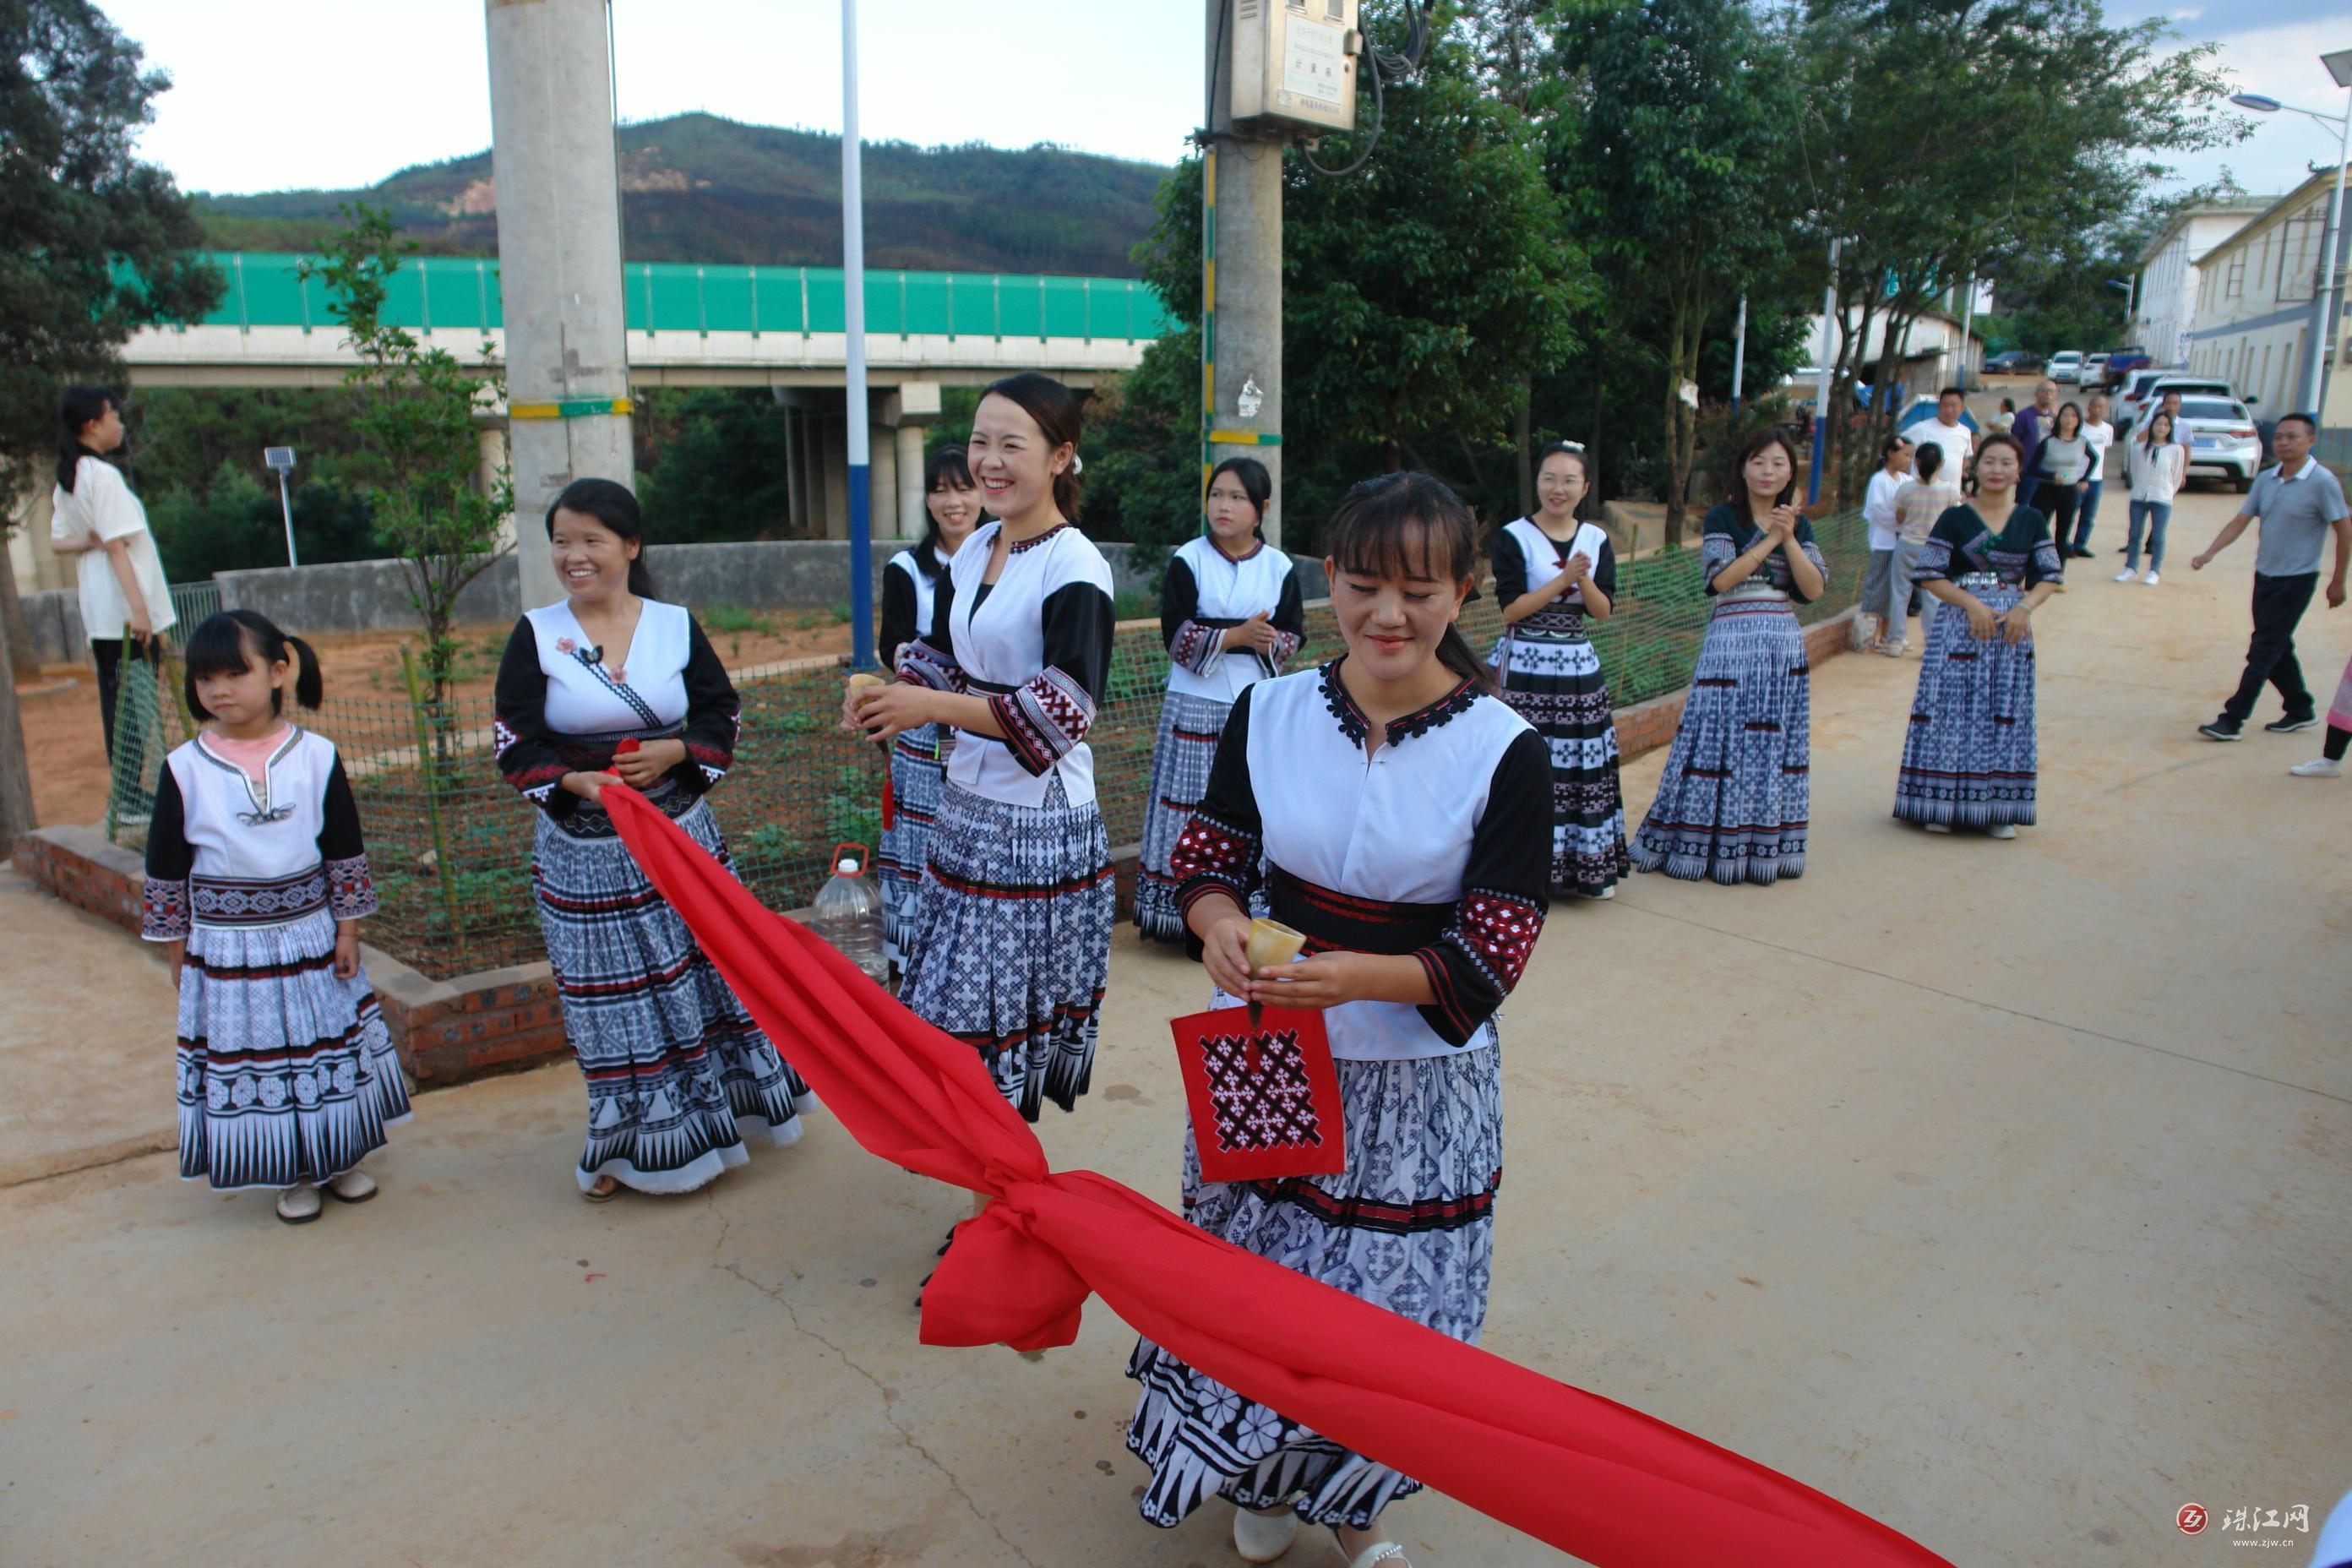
97 0 2352 204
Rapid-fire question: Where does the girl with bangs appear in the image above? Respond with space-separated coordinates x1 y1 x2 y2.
1124 472 1551 1568
875 444 985 972
1631 427 1827 885
143 611 411 1223
1135 456 1306 944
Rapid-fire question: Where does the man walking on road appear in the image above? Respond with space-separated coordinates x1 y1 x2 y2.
2012 378 2059 490
2191 414 2350 741
1912 388 1974 484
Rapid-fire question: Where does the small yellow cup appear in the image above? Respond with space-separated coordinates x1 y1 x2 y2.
1245 917 1307 973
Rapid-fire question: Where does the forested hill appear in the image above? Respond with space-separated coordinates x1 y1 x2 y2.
190 112 1168 277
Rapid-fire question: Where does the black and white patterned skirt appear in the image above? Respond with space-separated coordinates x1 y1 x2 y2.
533 798 815 1194
900 775 1115 1120
1492 617 1630 896
1135 689 1235 943
1125 1046 1503 1529
1894 577 2039 826
879 723 950 972
175 902 413 1191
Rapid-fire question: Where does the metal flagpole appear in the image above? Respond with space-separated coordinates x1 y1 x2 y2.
1810 238 1838 504
842 0 875 669
1729 294 1748 409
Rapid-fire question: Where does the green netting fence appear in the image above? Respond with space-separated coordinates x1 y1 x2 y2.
106 511 1865 979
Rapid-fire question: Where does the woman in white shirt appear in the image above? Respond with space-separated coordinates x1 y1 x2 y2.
2116 410 2186 585
49 386 176 761
2069 393 2115 558
1861 436 1914 650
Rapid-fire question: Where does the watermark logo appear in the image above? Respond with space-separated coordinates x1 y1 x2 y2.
2182 1504 2313 1548
2178 1505 2208 1535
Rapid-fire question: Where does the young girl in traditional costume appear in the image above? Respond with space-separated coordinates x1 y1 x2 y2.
1124 471 1551 1568
495 479 813 1200
848 373 1119 1122
1893 432 2062 836
876 444 983 972
1487 441 1629 900
1135 457 1306 942
1630 427 1827 885
142 612 411 1224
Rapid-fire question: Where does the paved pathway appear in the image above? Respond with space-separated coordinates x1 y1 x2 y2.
2 482 2344 1566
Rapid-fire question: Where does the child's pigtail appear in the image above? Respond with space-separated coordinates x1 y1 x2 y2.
285 634 324 710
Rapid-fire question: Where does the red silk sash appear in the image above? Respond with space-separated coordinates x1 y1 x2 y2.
605 785 1952 1568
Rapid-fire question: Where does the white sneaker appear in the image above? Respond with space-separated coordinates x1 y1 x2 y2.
275 1184 323 1225
2112 569 2137 583
1924 822 1953 835
2289 758 2344 778
328 1168 378 1203
1986 823 2018 840
1589 884 1616 900
2142 571 2159 585
1233 1506 1298 1564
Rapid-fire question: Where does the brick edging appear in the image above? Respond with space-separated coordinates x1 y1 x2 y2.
9 607 1853 1091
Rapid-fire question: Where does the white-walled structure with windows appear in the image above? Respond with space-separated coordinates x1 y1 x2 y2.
2186 170 2351 422
2133 199 2278 368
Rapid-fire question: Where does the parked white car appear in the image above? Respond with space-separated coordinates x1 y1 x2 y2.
2050 351 2085 384
2082 352 2110 389
2119 375 2238 439
2172 395 2264 491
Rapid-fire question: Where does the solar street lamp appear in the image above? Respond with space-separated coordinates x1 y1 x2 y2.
264 446 297 568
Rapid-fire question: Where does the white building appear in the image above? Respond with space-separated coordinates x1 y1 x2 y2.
2134 199 2278 369
1802 291 1987 400
2186 168 2352 422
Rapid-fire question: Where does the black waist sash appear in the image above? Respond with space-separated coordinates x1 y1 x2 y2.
1267 864 1452 956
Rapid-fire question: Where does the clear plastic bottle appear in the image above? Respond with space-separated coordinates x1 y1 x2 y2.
810 842 887 985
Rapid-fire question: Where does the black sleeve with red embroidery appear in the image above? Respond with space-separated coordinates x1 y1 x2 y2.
992 580 1115 777
896 577 965 694
1171 683 1264 921
315 756 378 921
1262 564 1305 677
140 764 192 942
1412 727 1552 1047
672 616 741 795
1160 555 1222 675
493 616 579 822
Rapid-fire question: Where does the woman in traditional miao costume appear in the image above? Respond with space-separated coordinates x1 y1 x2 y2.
847 373 1118 1129
142 611 411 1224
876 444 983 973
1629 427 1827 885
494 478 813 1200
1892 432 2062 837
1135 457 1305 943
1488 440 1629 901
1125 471 1550 1568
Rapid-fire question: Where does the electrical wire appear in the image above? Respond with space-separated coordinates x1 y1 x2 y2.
1301 0 1431 177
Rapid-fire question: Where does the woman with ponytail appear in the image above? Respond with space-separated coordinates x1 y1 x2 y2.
49 386 177 764
1124 471 1550 1568
143 612 412 1222
846 373 1119 1135
1134 456 1305 944
494 478 814 1200
1631 427 1828 885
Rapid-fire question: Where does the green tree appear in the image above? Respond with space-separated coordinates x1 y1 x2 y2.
300 203 510 705
1545 0 1805 542
0 0 221 699
632 389 795 542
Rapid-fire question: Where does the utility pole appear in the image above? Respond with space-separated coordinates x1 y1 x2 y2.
1729 294 1748 409
2304 84 2351 416
1202 0 1284 549
484 0 634 613
1810 237 1839 505
842 0 876 667
1957 270 1977 390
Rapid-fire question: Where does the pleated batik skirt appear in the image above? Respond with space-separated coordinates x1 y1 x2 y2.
176 904 413 1191
1492 618 1630 896
1135 689 1235 943
1630 596 1812 885
1893 578 2039 827
900 776 1114 1120
1126 1046 1502 1530
534 798 814 1194
879 722 950 972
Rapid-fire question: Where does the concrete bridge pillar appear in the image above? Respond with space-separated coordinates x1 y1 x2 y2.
884 380 942 542
484 0 633 612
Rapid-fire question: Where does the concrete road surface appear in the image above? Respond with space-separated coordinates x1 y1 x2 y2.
2 479 2345 1567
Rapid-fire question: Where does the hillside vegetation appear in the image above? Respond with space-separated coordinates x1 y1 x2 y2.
191 112 1167 276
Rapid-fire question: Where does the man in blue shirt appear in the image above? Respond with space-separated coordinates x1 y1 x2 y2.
2190 414 2352 739
2012 378 2058 489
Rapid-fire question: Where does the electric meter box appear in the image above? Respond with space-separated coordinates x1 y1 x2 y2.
1228 0 1359 136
